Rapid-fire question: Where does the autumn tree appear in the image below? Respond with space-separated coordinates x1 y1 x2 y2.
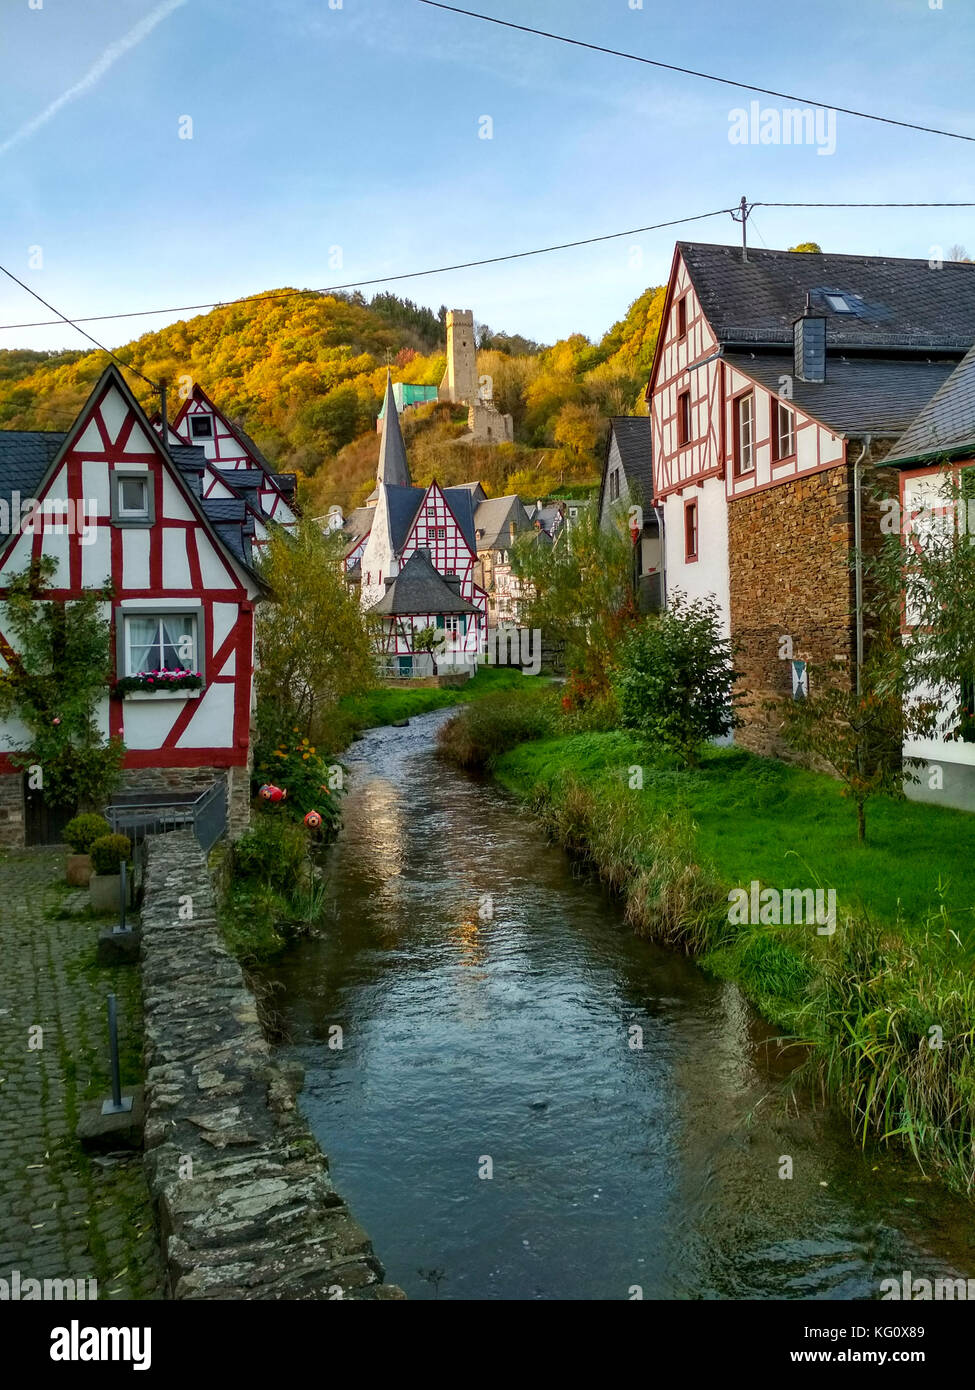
255 521 376 751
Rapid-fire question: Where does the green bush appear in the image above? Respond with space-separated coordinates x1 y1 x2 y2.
89 833 132 875
254 730 344 831
437 687 558 769
232 815 308 892
613 593 742 765
63 812 111 854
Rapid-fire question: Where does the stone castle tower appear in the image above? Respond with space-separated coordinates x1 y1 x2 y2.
439 309 479 405
437 307 514 444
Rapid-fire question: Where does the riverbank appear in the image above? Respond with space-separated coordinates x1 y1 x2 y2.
336 666 533 739
439 703 975 1192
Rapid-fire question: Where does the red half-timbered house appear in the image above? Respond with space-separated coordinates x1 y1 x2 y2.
647 241 975 754
170 383 299 534
0 365 264 846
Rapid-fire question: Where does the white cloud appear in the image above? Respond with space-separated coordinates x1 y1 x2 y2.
0 0 189 159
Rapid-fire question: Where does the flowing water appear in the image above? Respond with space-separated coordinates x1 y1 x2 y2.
257 710 975 1301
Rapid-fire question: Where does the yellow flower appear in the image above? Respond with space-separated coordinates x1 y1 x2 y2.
309 746 316 755
302 753 310 760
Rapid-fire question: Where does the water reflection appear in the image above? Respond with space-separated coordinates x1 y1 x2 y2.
258 711 975 1301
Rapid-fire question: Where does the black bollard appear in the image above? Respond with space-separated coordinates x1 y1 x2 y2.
101 993 133 1116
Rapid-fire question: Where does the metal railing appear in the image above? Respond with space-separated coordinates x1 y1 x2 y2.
105 780 227 853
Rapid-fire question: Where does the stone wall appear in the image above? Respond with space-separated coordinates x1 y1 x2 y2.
140 831 404 1300
728 447 888 758
0 774 24 848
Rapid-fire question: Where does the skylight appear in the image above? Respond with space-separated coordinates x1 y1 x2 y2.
824 292 856 314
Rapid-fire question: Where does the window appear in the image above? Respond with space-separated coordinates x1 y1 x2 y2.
122 612 199 677
772 401 795 461
432 526 447 540
608 470 620 503
825 293 854 314
445 616 461 637
189 415 213 439
684 499 698 561
677 295 688 338
111 470 153 526
734 394 755 475
677 390 691 447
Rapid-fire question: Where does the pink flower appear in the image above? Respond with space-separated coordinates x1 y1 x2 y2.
52 717 61 725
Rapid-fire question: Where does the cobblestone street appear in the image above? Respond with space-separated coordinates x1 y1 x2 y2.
0 849 162 1300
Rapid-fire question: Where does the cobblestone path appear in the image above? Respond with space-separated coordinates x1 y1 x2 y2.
0 849 162 1299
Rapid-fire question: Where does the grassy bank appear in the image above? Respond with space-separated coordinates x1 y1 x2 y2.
439 697 975 1191
339 665 539 733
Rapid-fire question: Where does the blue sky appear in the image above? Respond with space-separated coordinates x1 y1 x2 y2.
2 0 974 354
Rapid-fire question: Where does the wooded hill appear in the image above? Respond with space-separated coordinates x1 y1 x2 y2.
0 284 666 512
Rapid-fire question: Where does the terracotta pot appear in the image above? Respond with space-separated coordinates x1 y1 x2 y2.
66 853 93 887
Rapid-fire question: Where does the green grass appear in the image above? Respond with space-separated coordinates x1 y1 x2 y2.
339 666 542 731
495 734 975 933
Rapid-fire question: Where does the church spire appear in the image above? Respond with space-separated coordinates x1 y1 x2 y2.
377 369 411 489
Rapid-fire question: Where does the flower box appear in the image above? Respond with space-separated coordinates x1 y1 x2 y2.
114 669 204 698
123 689 201 702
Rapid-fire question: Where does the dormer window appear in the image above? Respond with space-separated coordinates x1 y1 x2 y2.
190 415 214 438
824 293 855 314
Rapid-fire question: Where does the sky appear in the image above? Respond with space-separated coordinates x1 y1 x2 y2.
1 0 974 354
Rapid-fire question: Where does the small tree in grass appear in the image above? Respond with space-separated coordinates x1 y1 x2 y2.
778 632 914 844
412 625 443 676
612 592 742 766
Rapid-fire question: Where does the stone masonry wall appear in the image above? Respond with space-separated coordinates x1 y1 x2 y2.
728 447 888 759
140 831 404 1299
0 773 25 848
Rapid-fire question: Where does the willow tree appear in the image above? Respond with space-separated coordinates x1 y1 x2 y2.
509 503 636 702
255 521 376 749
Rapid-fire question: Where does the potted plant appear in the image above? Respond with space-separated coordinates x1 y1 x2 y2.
88 833 133 913
63 813 112 886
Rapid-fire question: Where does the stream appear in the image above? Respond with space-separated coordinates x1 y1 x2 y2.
256 710 975 1301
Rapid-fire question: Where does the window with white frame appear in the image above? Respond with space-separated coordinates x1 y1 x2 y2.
773 401 796 461
112 471 152 524
123 612 199 676
445 615 461 637
734 393 755 474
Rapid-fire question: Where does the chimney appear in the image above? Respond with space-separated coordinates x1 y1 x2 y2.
444 575 462 595
793 293 827 383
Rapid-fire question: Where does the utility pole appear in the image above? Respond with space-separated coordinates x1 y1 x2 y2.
731 195 751 262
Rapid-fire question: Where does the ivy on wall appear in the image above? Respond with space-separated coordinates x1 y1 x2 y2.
0 557 124 807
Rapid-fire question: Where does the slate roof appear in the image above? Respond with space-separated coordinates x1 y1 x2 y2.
442 486 477 552
368 548 480 617
678 242 975 351
882 340 975 466
0 431 64 528
376 371 411 488
723 352 958 437
473 494 530 551
342 506 374 542
599 416 654 516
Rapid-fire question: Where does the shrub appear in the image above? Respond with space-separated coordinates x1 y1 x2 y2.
437 689 557 769
232 816 308 893
63 812 111 854
254 730 345 832
613 592 743 766
89 833 132 875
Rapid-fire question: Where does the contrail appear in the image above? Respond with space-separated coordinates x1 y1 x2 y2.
0 0 189 158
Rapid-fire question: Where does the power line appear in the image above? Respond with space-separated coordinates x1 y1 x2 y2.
0 260 157 387
2 199 974 336
417 1 975 145
0 205 738 332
